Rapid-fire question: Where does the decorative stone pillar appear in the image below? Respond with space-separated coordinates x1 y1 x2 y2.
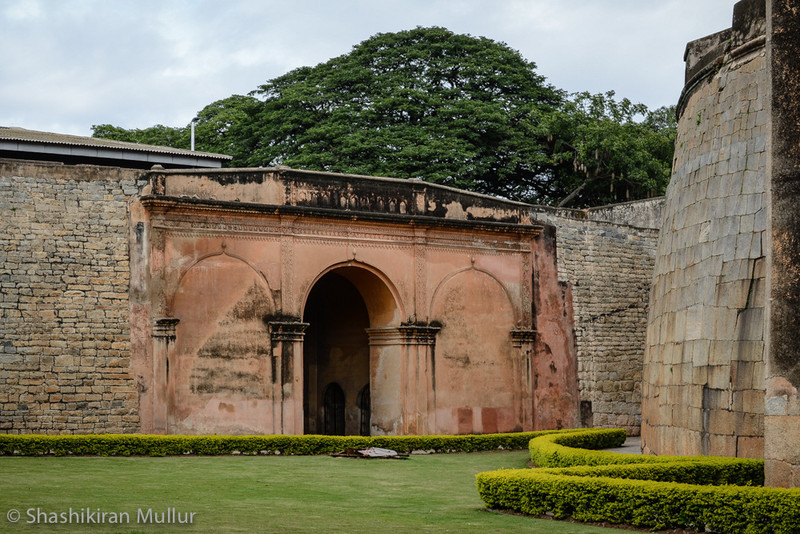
268 321 308 435
366 324 440 436
511 329 537 431
399 324 440 435
151 318 179 434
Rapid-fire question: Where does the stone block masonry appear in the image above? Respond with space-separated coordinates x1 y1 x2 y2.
642 0 767 459
0 156 659 436
532 199 663 435
0 161 146 433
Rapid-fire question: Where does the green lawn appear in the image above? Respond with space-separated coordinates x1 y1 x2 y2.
0 450 632 533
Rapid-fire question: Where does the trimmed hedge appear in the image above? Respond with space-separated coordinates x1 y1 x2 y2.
529 428 763 474
476 428 800 534
0 428 579 457
540 460 764 486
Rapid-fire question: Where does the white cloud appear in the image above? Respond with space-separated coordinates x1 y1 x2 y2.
0 0 739 136
3 0 42 21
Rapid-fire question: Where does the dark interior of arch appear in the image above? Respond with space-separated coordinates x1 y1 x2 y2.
303 271 371 435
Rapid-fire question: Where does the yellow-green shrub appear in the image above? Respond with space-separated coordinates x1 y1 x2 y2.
476 428 799 534
0 428 578 457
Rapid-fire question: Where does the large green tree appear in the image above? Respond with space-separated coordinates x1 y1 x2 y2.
91 94 260 160
245 26 562 200
191 94 262 162
92 27 675 207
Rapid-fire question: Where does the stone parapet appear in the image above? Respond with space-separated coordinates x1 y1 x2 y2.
678 0 766 119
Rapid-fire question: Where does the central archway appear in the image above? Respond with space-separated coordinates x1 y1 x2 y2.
302 264 402 435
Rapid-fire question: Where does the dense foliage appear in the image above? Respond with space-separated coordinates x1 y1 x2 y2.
539 92 676 207
244 27 561 202
92 27 676 207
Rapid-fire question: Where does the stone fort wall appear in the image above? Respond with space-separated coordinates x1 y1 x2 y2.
641 0 767 458
0 157 661 435
532 200 663 435
0 161 146 433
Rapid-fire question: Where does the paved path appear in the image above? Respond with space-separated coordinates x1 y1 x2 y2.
602 436 642 454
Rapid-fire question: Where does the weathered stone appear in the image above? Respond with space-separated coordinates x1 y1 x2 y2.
531 200 661 435
138 169 581 435
763 0 800 488
643 0 767 463
0 162 143 434
1 158 587 436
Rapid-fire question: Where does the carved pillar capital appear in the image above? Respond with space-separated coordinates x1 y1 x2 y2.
367 324 441 346
268 321 309 342
366 327 404 346
510 328 537 348
399 324 441 345
152 317 180 340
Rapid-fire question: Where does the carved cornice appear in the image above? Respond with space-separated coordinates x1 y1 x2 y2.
140 196 542 236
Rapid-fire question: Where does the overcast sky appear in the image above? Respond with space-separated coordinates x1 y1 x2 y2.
1 0 736 137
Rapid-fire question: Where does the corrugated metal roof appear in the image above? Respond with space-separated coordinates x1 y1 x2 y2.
0 126 232 161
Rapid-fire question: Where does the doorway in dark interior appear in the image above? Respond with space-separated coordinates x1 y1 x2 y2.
303 271 371 435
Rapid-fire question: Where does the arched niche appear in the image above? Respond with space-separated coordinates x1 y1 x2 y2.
167 253 275 434
429 268 517 434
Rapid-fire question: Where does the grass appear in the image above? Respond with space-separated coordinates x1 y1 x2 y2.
0 450 633 533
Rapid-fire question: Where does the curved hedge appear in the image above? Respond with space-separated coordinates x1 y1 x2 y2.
476 428 800 534
0 428 579 457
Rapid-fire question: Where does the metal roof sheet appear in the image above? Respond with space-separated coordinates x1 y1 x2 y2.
0 126 232 161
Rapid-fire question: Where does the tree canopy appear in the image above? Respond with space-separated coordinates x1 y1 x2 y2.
91 123 188 148
244 27 562 200
538 92 676 206
92 26 675 207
